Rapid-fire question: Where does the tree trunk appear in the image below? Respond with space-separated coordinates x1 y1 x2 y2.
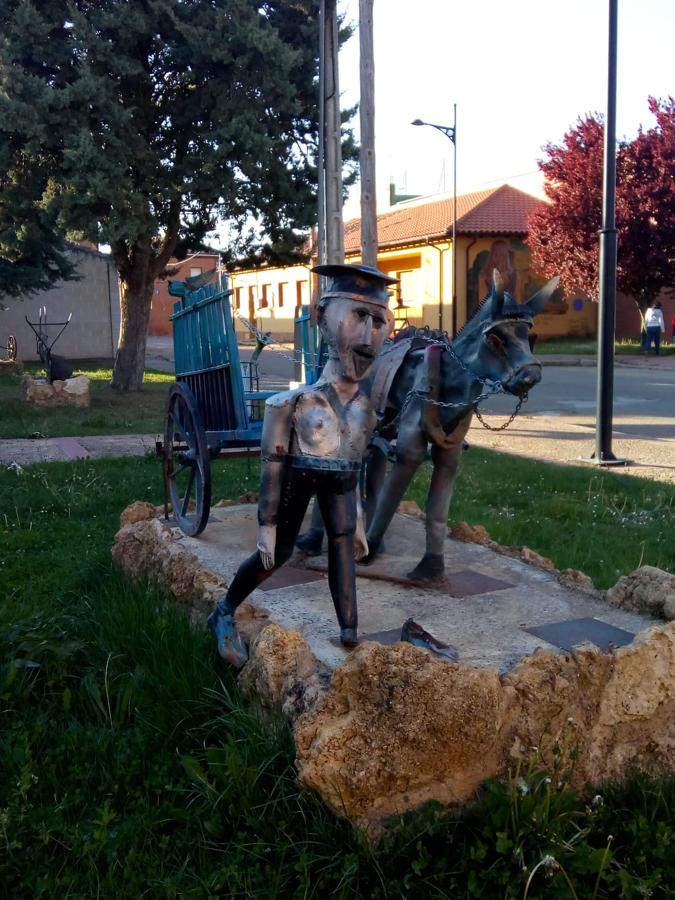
110 250 155 391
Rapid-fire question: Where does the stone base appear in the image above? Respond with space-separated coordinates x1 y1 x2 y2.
112 502 675 832
21 374 90 407
0 357 23 375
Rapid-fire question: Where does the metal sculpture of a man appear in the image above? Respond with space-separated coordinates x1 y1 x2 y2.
208 263 397 667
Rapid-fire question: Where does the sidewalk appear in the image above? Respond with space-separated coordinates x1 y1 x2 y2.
542 352 675 370
0 433 157 467
2 349 674 478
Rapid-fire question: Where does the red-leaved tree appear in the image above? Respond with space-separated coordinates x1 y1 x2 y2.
528 97 675 326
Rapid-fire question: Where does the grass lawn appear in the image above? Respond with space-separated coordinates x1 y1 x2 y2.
0 364 173 439
1 452 674 897
535 336 675 355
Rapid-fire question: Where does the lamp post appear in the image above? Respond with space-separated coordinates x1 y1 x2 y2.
412 106 457 337
593 0 625 465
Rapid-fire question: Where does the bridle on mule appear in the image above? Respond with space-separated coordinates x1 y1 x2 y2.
423 338 530 433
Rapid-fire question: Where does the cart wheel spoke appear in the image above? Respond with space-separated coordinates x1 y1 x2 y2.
181 467 196 517
171 461 191 479
163 382 211 537
167 412 189 444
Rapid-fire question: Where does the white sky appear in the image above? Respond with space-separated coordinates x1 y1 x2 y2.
338 0 675 217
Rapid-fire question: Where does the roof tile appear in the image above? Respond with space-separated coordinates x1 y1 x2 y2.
344 184 544 251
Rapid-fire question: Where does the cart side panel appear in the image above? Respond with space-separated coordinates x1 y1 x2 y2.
170 280 250 433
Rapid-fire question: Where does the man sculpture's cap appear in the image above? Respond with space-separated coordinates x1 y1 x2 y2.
313 263 399 308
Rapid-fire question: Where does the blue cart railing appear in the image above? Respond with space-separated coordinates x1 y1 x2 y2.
161 274 276 536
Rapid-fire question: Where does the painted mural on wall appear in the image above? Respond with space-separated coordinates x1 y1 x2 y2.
467 239 566 319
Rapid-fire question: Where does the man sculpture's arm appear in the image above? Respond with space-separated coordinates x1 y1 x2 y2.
256 393 295 569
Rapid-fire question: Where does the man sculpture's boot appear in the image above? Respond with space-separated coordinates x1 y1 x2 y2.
207 599 248 668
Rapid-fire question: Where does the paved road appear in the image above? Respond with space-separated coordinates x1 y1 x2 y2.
481 364 675 442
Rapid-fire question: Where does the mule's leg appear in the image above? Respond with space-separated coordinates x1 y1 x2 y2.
407 443 462 581
364 444 387 528
364 427 427 564
295 498 325 555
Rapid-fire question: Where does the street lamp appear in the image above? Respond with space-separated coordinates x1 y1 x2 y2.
412 106 458 337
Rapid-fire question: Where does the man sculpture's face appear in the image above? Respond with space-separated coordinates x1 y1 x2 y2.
319 296 392 382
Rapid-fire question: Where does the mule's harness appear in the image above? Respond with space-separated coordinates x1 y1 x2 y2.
407 338 529 433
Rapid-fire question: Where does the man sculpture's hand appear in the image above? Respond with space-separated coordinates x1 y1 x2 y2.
257 524 277 570
354 518 368 562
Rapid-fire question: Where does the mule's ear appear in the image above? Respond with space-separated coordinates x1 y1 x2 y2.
490 268 505 319
524 276 560 316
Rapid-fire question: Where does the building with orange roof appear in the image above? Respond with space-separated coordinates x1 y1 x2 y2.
214 184 598 342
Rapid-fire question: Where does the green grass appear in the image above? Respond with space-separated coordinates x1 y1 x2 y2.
1 453 674 897
0 364 173 439
535 336 675 356
421 449 674 589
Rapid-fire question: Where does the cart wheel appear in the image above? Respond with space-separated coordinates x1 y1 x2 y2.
163 382 211 536
6 335 17 361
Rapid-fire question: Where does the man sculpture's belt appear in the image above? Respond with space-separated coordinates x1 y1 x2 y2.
287 454 361 472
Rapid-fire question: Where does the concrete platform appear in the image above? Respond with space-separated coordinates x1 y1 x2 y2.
175 505 654 671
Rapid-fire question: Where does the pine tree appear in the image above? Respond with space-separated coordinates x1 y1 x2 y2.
0 0 348 389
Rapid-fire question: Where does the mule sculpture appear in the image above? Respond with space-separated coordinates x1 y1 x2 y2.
297 271 559 582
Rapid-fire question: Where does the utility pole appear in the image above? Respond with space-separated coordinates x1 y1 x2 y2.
359 0 378 268
322 0 344 264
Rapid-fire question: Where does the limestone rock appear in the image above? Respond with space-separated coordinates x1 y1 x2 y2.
504 621 675 786
294 641 515 829
504 645 613 776
450 521 493 545
585 622 675 779
559 568 597 594
0 358 23 375
396 500 424 520
519 546 555 571
214 491 259 508
21 374 90 408
120 501 158 528
606 566 675 620
112 518 225 616
232 601 272 645
239 623 328 718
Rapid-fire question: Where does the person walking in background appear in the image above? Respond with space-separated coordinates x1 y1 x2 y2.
644 301 665 355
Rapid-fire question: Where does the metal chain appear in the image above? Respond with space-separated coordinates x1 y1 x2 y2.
472 393 527 431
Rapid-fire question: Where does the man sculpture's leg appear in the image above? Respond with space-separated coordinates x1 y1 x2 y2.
317 473 359 648
209 470 313 666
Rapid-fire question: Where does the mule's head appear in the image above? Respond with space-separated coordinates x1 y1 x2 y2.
472 270 559 396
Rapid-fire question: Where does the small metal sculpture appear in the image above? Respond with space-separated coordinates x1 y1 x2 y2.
208 263 397 666
0 333 17 362
25 307 73 382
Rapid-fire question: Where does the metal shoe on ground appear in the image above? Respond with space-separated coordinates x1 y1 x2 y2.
400 617 459 661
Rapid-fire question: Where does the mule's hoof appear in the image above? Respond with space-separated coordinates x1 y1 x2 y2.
359 541 381 566
340 627 359 649
296 528 324 556
208 609 248 668
406 553 445 582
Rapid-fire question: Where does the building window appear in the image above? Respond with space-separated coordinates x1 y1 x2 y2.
235 286 242 310
261 283 272 308
278 282 287 308
296 280 309 306
395 270 416 307
190 266 202 278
